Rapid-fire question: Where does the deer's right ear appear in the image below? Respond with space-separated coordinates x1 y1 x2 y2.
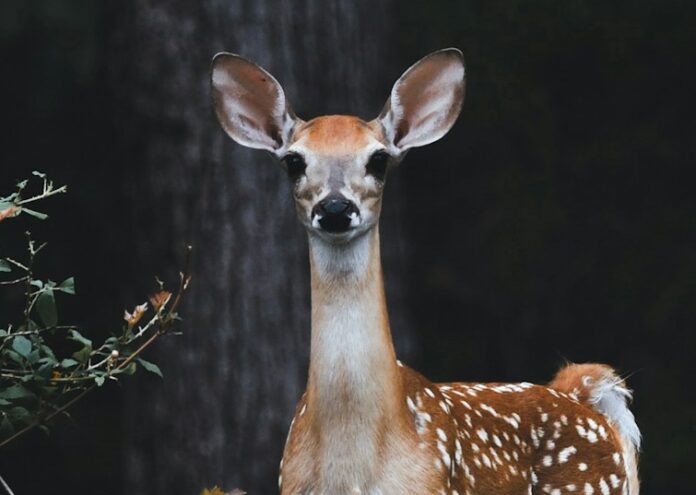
211 53 296 154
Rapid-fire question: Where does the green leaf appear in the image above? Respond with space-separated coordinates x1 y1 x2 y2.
36 362 54 380
30 279 43 288
0 398 11 406
0 259 11 273
32 171 47 178
122 362 137 375
8 406 30 423
20 207 48 220
16 179 28 190
11 336 32 357
72 345 91 363
27 349 41 364
94 376 105 387
7 350 24 365
57 277 75 295
40 345 57 361
68 329 92 347
0 385 34 400
136 358 163 378
36 289 57 327
0 416 14 436
60 358 78 368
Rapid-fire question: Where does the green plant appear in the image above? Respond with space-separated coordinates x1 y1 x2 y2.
0 172 191 448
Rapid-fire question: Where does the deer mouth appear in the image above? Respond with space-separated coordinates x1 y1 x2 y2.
318 213 353 233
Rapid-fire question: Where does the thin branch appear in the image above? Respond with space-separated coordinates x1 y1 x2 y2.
16 185 67 206
0 386 93 449
0 474 15 495
0 276 30 286
0 245 193 449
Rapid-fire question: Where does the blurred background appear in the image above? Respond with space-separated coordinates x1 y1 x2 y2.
1 0 694 493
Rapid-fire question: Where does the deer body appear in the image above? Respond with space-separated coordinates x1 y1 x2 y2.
211 50 641 494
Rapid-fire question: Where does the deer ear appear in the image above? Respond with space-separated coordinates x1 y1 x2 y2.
379 48 465 152
211 53 296 153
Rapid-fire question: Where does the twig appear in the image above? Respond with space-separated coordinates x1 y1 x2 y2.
0 386 93 449
0 474 15 495
0 245 193 449
16 185 67 206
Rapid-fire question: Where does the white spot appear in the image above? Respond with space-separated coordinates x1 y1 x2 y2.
542 455 553 467
425 387 435 398
504 416 520 429
599 478 610 495
613 452 621 465
584 482 594 495
437 440 451 468
476 428 489 443
480 403 498 417
578 462 588 471
609 474 621 488
558 446 577 464
437 428 447 442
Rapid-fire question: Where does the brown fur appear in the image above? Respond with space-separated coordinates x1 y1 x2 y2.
292 115 381 154
284 365 635 494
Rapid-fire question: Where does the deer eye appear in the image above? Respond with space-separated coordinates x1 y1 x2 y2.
366 151 390 181
283 153 306 181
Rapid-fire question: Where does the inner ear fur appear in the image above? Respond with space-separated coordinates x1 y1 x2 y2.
379 48 465 152
211 53 296 153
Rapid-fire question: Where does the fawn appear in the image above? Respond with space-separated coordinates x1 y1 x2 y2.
211 48 640 495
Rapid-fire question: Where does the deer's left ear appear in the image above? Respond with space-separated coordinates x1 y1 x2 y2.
378 48 465 152
211 53 296 154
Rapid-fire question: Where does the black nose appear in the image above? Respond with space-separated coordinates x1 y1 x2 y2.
319 198 351 216
313 196 357 233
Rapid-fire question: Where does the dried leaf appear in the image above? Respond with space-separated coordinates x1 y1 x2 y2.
200 488 225 495
124 302 148 328
149 290 172 312
0 206 18 222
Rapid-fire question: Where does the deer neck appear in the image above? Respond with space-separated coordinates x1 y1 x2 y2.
305 227 408 486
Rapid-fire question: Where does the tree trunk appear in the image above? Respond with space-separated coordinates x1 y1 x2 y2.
106 1 414 493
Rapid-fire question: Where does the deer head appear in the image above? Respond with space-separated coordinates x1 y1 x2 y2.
211 49 465 244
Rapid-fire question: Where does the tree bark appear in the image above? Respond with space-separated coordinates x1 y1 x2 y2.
106 1 413 492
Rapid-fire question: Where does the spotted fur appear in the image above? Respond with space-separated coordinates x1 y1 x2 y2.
210 49 640 495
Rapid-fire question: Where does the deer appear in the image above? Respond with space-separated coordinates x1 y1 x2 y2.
210 48 641 495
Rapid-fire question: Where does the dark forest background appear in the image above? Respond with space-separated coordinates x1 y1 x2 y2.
1 1 694 493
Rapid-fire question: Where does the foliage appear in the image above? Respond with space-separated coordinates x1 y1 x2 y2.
0 173 191 447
